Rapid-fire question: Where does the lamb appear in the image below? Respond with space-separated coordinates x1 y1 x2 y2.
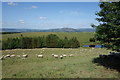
37 55 43 58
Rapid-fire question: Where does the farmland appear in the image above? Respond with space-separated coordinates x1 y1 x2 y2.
1 48 120 78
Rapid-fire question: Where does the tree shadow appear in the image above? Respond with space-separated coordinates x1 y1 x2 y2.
92 54 120 72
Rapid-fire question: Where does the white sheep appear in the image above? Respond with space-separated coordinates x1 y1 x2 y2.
53 55 59 58
4 54 10 58
52 54 54 56
62 54 67 57
0 56 4 60
22 54 28 58
37 55 43 58
60 55 63 59
69 54 73 57
10 55 15 58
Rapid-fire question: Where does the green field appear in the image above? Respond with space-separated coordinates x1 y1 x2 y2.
1 32 120 78
1 32 97 45
1 48 120 78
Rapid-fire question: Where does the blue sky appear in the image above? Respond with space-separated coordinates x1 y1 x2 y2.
2 2 100 29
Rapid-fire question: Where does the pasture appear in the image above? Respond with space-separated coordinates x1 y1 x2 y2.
1 48 120 78
1 32 97 45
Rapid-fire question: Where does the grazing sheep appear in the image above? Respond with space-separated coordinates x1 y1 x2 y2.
22 54 28 58
69 54 73 57
60 55 63 59
4 54 10 58
109 51 120 55
109 52 115 55
53 55 59 58
0 56 4 60
52 54 54 56
62 54 67 57
37 55 43 58
10 55 15 58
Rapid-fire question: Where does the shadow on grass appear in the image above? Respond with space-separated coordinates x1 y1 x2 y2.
92 54 120 72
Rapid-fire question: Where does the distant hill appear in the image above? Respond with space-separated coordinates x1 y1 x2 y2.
1 28 95 32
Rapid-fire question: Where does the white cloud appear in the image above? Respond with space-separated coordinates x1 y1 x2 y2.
59 10 84 16
39 17 47 20
8 2 17 6
19 20 25 24
25 6 38 9
31 6 38 8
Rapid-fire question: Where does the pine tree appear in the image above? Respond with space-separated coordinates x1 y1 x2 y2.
92 2 120 52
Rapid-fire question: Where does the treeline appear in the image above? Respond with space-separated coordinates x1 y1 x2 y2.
2 34 80 50
0 32 21 34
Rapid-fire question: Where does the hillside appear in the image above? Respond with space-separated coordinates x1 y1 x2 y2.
1 28 95 32
2 32 98 45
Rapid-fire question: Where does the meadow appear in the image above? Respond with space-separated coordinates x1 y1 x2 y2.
1 48 120 78
1 32 97 45
1 32 120 78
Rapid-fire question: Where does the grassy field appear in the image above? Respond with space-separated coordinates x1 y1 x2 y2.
1 48 120 78
1 32 98 45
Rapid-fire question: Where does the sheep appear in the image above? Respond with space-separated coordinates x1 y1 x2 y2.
10 55 15 58
0 56 4 60
60 55 63 59
52 54 54 56
109 51 120 55
69 54 73 57
37 55 43 58
109 52 115 55
62 54 67 57
22 54 28 58
53 55 59 58
4 54 10 58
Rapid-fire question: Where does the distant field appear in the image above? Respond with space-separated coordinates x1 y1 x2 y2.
1 32 98 45
1 48 119 78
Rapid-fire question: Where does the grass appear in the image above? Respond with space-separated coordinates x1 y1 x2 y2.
1 48 120 78
1 32 98 45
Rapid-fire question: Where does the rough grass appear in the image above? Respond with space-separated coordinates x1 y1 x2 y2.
1 48 120 78
1 32 98 45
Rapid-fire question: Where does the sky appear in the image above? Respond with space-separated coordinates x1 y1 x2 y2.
2 2 100 29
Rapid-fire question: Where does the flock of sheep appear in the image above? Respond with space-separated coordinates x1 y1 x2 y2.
0 53 28 60
0 53 74 60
